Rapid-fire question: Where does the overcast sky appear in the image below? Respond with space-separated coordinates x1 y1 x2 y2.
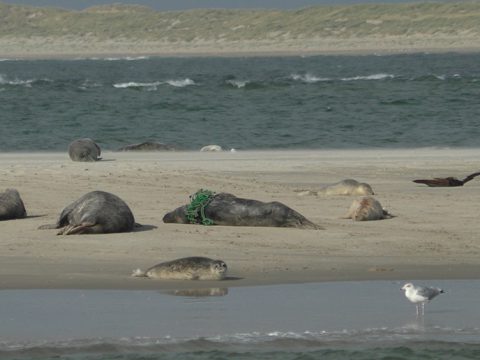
1 0 421 11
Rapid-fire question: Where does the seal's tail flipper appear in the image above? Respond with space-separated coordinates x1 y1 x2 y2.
131 268 147 277
413 179 450 187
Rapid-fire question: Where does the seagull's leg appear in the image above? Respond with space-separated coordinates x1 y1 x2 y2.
416 304 419 317
422 303 425 316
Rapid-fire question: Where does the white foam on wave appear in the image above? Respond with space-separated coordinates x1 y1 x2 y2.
341 73 395 81
0 74 37 87
226 79 249 88
113 81 162 90
165 78 195 87
291 73 330 83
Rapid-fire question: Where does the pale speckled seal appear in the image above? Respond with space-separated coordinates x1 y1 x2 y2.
297 179 374 196
163 192 322 229
117 141 177 152
200 144 223 152
39 190 135 234
68 138 101 162
344 196 391 221
0 188 27 220
132 257 228 280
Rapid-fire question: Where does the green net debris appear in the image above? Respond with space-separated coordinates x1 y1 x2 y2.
186 189 216 225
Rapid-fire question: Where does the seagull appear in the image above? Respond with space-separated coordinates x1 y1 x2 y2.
401 282 445 316
413 171 480 187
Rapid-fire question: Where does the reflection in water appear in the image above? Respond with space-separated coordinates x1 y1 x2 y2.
167 288 229 297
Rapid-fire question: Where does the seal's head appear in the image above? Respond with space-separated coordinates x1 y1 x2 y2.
356 183 374 196
162 206 189 224
211 260 228 279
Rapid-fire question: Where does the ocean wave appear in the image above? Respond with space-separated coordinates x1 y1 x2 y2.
341 73 395 81
290 73 331 83
225 79 250 88
165 78 195 87
0 74 53 87
113 81 162 90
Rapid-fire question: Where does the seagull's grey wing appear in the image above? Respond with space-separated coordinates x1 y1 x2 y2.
417 286 442 300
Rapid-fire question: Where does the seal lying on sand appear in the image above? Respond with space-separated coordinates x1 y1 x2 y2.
297 179 374 196
413 171 480 187
344 196 391 221
39 191 135 234
68 138 101 162
200 145 223 152
117 141 177 152
132 257 228 280
163 190 322 229
0 188 27 220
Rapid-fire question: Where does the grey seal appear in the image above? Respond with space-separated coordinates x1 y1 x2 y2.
132 256 228 280
117 141 177 152
68 138 101 162
0 188 27 220
344 196 391 221
163 191 322 229
39 190 135 234
297 179 374 196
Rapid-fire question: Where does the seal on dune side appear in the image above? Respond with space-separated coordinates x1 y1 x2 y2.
68 138 101 162
297 179 374 196
117 141 178 152
200 145 223 152
163 190 322 229
39 191 135 234
0 188 27 220
132 257 228 280
343 196 391 221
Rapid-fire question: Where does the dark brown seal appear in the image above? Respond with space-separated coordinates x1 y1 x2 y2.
163 191 322 229
413 171 480 187
117 141 178 152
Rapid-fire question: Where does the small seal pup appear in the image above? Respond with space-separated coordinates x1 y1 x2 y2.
0 188 27 220
132 257 228 280
117 141 177 152
344 196 391 221
298 179 374 196
68 138 101 162
39 191 135 234
163 191 322 229
200 145 223 152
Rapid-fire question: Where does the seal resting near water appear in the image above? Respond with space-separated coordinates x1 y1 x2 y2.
163 191 322 229
39 191 135 234
344 196 391 221
117 141 177 152
413 171 480 187
297 179 374 196
200 145 223 152
68 138 101 162
132 257 228 280
0 188 27 220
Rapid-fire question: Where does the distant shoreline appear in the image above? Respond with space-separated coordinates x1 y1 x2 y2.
1 36 480 59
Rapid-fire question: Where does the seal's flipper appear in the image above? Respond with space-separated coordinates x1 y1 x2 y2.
59 222 97 235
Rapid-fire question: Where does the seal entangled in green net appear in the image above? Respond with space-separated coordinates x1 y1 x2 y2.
186 189 215 225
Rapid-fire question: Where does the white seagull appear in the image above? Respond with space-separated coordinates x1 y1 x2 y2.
401 282 445 316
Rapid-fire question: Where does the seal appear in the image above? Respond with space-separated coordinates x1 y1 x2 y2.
132 256 228 280
344 196 391 221
298 179 374 196
39 190 135 234
117 141 177 152
0 188 27 220
68 138 101 162
163 191 322 229
200 145 223 152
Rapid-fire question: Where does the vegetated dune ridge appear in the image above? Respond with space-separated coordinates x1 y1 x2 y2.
1 1 480 58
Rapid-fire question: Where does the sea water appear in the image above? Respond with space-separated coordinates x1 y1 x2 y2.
1 52 480 151
1 281 480 360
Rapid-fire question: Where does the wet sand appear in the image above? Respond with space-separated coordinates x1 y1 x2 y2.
1 149 480 289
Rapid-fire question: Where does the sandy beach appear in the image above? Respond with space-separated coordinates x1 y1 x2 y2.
1 148 480 290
